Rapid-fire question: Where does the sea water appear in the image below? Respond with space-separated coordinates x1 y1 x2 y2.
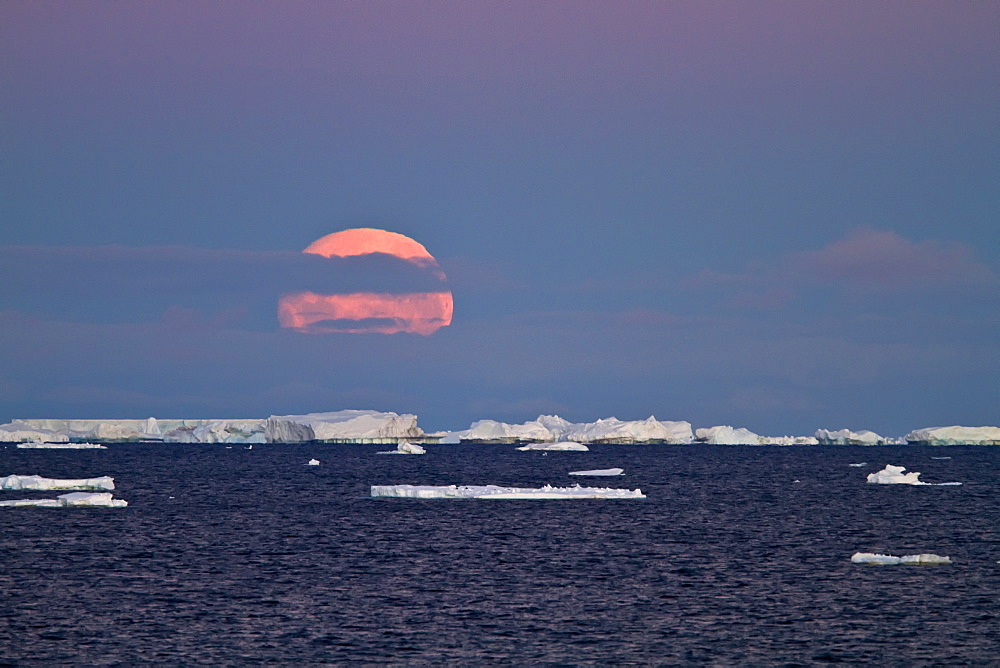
1 444 997 664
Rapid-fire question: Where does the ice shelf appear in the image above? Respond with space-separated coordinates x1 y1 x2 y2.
0 474 115 491
370 484 645 499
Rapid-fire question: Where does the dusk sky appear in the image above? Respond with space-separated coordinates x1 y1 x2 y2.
2 1 997 435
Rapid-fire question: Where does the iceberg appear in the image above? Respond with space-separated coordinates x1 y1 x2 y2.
816 428 889 446
865 464 961 486
370 484 645 499
16 442 107 449
459 415 693 444
848 462 867 467
0 492 127 508
904 425 1000 446
307 459 320 466
851 552 951 565
517 442 589 452
695 426 761 445
759 435 820 446
265 410 424 443
376 442 427 455
164 420 266 444
0 421 69 443
568 468 624 476
0 474 115 491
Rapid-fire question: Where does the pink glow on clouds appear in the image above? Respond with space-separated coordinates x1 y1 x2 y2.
277 291 453 335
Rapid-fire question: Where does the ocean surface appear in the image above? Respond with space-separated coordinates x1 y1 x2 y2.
1 443 998 665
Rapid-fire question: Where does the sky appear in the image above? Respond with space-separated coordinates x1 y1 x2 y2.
1 1 997 436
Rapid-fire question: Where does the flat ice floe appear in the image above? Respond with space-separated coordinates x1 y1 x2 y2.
848 462 867 467
0 492 127 508
0 474 115 491
568 468 624 476
16 442 107 449
370 484 645 499
376 442 427 455
866 465 961 486
851 552 951 565
517 442 589 451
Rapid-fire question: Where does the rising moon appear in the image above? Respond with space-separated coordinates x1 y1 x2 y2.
278 228 454 335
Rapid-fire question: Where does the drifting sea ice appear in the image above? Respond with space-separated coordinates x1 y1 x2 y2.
15 442 107 449
866 465 961 486
517 442 589 452
851 552 951 565
307 459 320 466
376 442 426 455
848 463 867 467
0 474 115 491
0 492 127 508
568 468 624 476
370 484 645 499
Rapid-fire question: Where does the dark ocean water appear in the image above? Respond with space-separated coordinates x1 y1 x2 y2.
1 443 998 665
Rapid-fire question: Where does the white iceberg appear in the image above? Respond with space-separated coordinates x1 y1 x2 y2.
164 420 266 444
568 468 624 476
16 442 107 449
816 428 889 446
759 435 820 446
370 484 645 499
0 421 69 443
307 459 320 466
517 442 589 452
463 419 555 444
0 474 115 491
458 415 693 444
265 410 424 443
0 492 127 508
904 425 1000 446
376 442 427 455
848 462 868 467
865 464 961 486
695 426 761 445
851 552 951 565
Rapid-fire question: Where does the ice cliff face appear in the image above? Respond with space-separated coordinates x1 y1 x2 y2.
164 420 265 444
0 421 69 443
904 426 1000 446
264 410 423 443
695 426 762 445
816 428 889 446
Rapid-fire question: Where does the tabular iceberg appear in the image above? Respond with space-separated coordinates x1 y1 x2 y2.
165 420 265 444
458 414 693 444
816 428 890 446
0 421 69 443
265 410 424 443
904 425 1000 446
568 468 624 476
16 442 107 449
0 492 127 508
377 442 427 455
370 484 645 499
695 426 762 445
517 442 589 452
0 474 115 491
851 552 951 565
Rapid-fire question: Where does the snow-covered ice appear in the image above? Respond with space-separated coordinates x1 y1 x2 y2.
0 492 127 508
695 426 761 445
0 421 69 443
307 459 320 466
904 425 1000 446
370 484 645 499
851 552 951 565
517 442 589 452
265 410 424 443
0 474 115 491
816 428 889 446
377 442 427 455
165 420 265 444
866 465 961 486
568 468 624 476
16 442 107 449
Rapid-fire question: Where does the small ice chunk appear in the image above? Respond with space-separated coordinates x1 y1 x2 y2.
0 474 115 491
307 459 320 466
517 442 589 452
376 442 427 455
866 464 960 485
370 484 645 499
930 456 951 460
848 462 867 467
568 468 624 476
851 552 950 565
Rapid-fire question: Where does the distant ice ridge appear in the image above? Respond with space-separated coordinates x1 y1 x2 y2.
569 468 624 476
16 442 106 449
517 442 589 452
851 552 951 565
265 410 424 443
0 474 115 491
865 465 961 486
452 415 693 444
0 492 127 508
377 442 427 455
816 428 892 446
371 484 645 499
904 426 1000 446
